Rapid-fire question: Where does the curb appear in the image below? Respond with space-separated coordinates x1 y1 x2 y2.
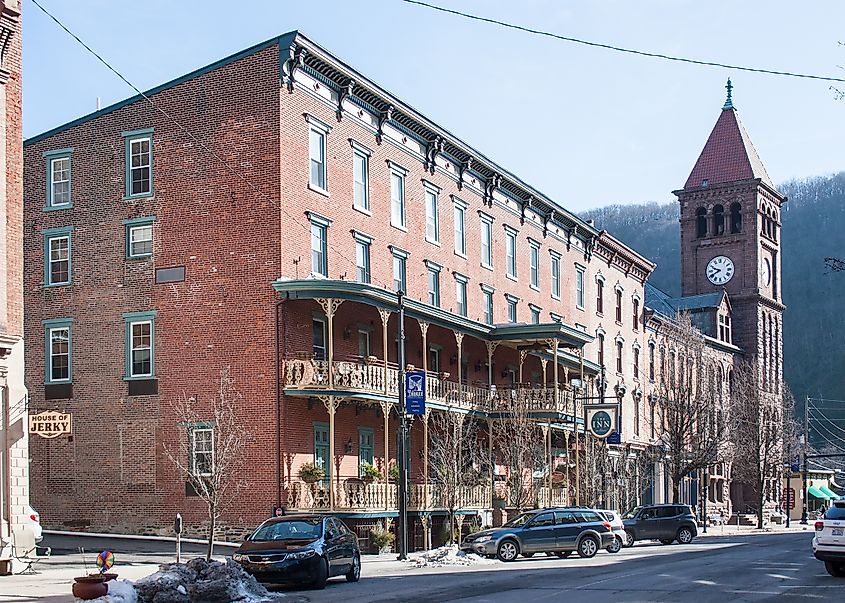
44 529 239 548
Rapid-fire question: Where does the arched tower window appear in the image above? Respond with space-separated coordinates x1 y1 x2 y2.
696 207 708 238
729 202 742 234
713 204 725 235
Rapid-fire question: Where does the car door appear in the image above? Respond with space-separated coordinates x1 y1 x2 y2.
521 512 557 553
657 506 681 539
554 511 580 550
323 519 345 576
638 507 660 539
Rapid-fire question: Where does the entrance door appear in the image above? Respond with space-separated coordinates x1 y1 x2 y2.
314 422 330 483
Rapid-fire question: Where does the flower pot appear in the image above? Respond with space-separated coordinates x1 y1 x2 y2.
302 475 320 484
361 475 375 484
72 574 116 600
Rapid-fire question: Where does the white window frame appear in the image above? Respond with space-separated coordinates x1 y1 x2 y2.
128 137 152 197
128 224 153 258
351 140 370 212
424 183 440 244
129 320 153 378
481 286 494 325
480 214 493 269
550 251 561 299
192 428 214 477
529 240 540 290
454 273 468 317
50 156 71 207
575 266 585 309
306 115 331 194
505 228 517 280
353 231 372 284
389 163 407 230
506 294 519 323
453 198 467 257
426 261 441 307
48 326 71 383
47 235 70 286
391 246 409 293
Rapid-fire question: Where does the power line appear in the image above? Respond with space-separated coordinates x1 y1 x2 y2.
401 0 845 84
30 0 385 291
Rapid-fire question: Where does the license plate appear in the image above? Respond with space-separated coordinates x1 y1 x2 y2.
833 528 844 536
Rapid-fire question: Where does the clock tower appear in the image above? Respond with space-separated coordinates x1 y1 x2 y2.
675 79 785 394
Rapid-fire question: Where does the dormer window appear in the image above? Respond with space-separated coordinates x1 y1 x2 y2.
718 314 732 343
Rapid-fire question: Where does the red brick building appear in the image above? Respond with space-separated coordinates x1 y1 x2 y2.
23 33 782 542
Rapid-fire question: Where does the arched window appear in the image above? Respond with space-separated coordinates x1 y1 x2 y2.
648 342 655 381
730 202 742 234
713 204 725 235
696 207 708 238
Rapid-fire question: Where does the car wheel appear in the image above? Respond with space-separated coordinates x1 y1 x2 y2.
677 527 694 545
555 551 572 559
606 536 622 553
825 561 845 577
313 557 329 590
496 539 519 562
659 539 674 545
522 552 535 558
577 536 599 559
624 531 635 548
346 553 361 582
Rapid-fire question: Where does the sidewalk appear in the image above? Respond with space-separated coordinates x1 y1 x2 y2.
697 522 812 538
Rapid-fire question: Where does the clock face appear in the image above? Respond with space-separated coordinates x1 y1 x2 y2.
706 255 735 285
761 258 771 286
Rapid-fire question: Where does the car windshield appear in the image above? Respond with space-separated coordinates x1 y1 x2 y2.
250 519 323 541
622 507 642 519
503 513 534 528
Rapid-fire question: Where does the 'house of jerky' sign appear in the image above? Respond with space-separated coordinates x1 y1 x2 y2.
28 410 72 439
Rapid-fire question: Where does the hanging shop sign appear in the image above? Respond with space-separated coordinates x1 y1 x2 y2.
28 410 72 439
585 404 618 440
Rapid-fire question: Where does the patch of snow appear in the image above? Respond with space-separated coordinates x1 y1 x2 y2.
81 579 138 603
406 545 497 568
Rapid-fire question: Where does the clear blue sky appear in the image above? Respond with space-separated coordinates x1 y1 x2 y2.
23 0 845 211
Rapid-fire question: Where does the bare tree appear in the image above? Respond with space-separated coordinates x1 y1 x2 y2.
492 393 545 510
654 314 724 503
730 361 785 529
165 367 250 560
427 409 483 544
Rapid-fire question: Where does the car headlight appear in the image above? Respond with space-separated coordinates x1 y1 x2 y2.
475 535 493 543
232 553 246 562
288 549 318 560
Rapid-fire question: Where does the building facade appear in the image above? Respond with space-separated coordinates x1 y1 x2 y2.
22 33 784 543
0 0 26 574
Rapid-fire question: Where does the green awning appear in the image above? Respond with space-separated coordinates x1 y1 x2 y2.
808 485 831 500
819 485 839 499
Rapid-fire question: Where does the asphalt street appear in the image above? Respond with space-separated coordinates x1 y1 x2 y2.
298 533 844 603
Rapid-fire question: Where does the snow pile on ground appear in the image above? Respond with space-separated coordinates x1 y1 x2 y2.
82 579 138 603
407 545 497 568
133 558 284 602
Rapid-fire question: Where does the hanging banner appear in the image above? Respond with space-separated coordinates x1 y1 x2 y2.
585 404 617 440
28 410 72 439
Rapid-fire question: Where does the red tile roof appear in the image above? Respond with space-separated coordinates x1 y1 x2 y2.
684 108 772 189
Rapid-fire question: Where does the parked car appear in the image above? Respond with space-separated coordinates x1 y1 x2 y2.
461 507 613 561
232 515 360 589
812 498 845 577
27 505 42 542
595 509 625 553
622 504 697 546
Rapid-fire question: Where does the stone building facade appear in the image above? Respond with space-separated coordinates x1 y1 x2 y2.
0 0 27 574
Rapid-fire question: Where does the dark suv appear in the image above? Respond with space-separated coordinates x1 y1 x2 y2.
622 504 697 546
461 508 613 561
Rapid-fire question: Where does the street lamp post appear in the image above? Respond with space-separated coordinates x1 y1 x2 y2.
397 290 409 560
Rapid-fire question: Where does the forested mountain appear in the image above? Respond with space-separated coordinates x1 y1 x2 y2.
581 172 845 407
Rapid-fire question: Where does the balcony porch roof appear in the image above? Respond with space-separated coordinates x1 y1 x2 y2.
272 278 593 349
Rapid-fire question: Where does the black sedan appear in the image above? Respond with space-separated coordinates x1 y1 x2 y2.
232 515 360 589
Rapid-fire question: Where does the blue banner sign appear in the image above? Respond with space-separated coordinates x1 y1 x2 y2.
405 370 426 415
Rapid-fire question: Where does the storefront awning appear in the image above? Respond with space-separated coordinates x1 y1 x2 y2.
819 485 839 499
808 485 831 500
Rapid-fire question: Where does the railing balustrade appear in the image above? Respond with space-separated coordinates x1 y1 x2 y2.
283 357 580 417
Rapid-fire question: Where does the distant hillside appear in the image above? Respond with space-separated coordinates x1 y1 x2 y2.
581 172 845 407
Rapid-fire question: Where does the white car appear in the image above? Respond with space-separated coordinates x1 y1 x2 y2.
26 505 43 542
596 509 625 553
812 498 845 577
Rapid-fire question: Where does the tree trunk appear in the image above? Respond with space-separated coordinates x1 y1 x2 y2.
207 503 216 561
757 481 765 530
672 479 680 503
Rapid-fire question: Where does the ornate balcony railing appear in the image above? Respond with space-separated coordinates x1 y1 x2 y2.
285 478 494 513
282 357 579 418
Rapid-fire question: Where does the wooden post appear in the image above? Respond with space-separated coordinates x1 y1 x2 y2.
382 400 390 511
378 309 390 395
321 396 339 511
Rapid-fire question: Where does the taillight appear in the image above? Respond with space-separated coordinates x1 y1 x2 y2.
815 521 824 531
603 522 612 530
30 513 39 523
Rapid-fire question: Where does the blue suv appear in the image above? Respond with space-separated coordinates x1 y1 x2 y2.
461 508 614 561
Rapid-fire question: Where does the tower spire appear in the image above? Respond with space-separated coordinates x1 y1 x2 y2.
723 78 734 110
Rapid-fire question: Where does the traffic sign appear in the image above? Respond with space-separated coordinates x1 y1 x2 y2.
607 432 621 445
405 370 426 415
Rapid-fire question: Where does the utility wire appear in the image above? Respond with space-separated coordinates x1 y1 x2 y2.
401 0 845 84
30 0 386 290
